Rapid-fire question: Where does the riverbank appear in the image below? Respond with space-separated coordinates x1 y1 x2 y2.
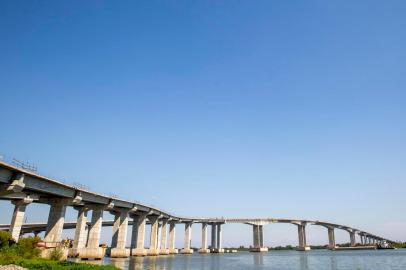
0 259 118 270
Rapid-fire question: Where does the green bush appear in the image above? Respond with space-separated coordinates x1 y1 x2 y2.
0 231 14 248
0 258 119 270
16 236 41 259
49 248 64 261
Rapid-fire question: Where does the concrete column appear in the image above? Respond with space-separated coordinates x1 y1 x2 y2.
69 206 88 257
44 202 67 246
157 223 162 250
297 224 310 251
9 198 32 242
111 210 130 257
148 216 160 256
79 207 104 259
181 222 193 254
250 225 267 252
327 227 336 250
259 225 264 247
215 224 224 253
168 222 178 254
349 231 356 247
211 223 217 251
199 223 210 253
131 213 147 256
159 219 169 255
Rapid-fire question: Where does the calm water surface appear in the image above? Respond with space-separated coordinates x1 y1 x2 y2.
81 249 406 270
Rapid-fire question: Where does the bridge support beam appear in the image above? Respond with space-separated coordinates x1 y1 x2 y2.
181 222 193 254
68 206 88 257
110 210 130 258
79 207 105 259
250 224 268 252
199 223 210 253
147 216 160 256
131 213 147 256
213 223 224 253
327 227 336 250
210 224 217 252
296 224 310 251
349 231 356 247
159 219 169 255
168 222 178 254
44 201 67 247
9 198 32 242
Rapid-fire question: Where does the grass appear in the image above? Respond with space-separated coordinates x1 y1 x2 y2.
0 258 118 270
0 231 118 270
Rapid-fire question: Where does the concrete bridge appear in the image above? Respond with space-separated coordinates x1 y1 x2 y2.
0 160 393 259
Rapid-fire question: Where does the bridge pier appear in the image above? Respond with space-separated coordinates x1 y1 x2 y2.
214 223 224 253
9 197 32 242
168 222 178 254
68 206 88 257
130 213 147 256
79 206 105 259
199 222 210 253
110 209 130 258
349 231 356 247
159 219 169 255
296 224 310 251
210 223 217 252
147 215 160 256
250 224 268 252
44 201 67 247
327 227 336 250
359 234 364 245
181 222 193 254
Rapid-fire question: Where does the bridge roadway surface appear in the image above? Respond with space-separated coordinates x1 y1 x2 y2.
0 160 393 244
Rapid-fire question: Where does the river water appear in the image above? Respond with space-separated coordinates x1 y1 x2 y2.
82 249 406 270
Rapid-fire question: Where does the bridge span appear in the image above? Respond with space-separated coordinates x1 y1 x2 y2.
0 160 393 259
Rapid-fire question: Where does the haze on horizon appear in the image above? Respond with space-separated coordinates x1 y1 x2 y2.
0 0 405 247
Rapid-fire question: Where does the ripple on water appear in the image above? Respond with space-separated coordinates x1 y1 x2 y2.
81 249 406 270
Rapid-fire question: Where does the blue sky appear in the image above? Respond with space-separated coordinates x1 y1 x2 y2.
0 0 405 247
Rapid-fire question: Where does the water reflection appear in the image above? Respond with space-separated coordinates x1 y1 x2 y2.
299 253 308 270
72 249 406 270
253 253 264 265
330 255 338 270
128 256 144 270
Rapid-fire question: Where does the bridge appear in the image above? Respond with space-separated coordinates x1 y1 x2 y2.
0 160 393 259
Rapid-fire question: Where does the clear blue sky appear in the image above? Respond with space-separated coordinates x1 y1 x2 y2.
1 0 405 247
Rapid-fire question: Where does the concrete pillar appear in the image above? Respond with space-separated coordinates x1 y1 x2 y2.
44 202 67 246
68 206 88 257
168 222 178 254
131 213 147 256
110 210 130 257
327 227 336 250
199 223 210 253
215 224 224 253
297 224 310 251
159 219 169 255
250 224 268 252
79 207 104 259
9 198 32 242
181 222 193 254
148 216 160 256
211 223 217 251
349 231 356 247
259 225 264 248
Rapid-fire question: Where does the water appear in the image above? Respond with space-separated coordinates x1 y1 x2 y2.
80 250 406 270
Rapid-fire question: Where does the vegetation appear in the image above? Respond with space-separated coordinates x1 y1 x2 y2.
0 231 117 270
392 242 406 248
